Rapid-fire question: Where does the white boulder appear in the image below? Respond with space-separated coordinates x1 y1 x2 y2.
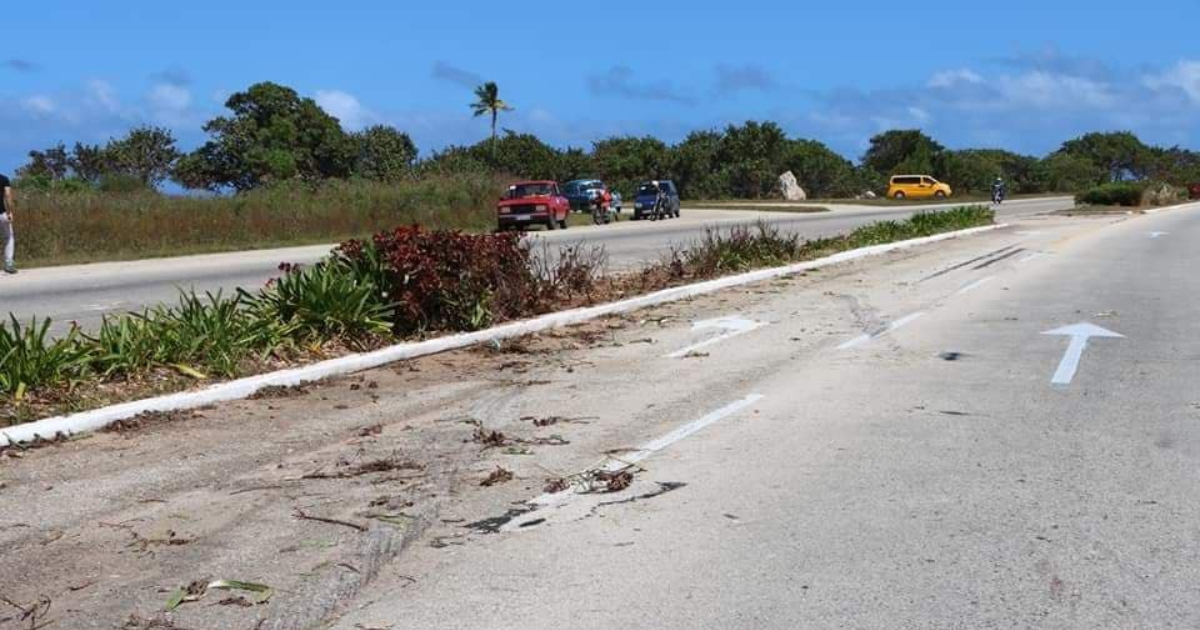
778 171 807 201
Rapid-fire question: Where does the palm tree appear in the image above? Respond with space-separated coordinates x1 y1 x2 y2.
471 81 514 158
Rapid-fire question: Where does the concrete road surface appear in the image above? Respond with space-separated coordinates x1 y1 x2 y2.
321 204 1200 629
5 203 1195 630
0 197 1068 332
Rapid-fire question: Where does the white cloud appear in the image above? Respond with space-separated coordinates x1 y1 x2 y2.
316 89 376 131
85 79 120 114
21 96 55 115
1144 60 1200 103
148 83 192 112
997 71 1115 110
928 69 983 89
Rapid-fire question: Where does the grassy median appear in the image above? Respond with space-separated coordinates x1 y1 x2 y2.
0 206 994 429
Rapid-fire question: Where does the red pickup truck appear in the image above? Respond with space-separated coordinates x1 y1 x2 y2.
497 180 570 231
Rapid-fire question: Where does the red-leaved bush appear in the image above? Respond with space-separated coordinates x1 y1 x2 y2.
336 226 544 335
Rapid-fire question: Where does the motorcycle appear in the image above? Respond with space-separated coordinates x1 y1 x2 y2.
650 193 669 222
591 196 612 225
992 188 1006 205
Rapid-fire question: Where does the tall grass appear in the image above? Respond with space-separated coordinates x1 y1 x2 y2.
19 175 504 267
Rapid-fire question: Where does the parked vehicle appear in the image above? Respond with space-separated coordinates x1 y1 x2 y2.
887 175 952 200
496 180 570 231
565 179 625 216
632 180 680 220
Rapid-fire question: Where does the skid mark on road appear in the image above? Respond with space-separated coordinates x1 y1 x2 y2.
838 312 926 350
972 247 1026 269
919 245 1019 282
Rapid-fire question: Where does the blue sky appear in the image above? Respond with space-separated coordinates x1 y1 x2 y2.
3 1 1200 174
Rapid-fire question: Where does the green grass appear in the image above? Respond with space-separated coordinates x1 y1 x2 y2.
18 175 504 268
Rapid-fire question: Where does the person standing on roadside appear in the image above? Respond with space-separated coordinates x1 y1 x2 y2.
0 173 15 274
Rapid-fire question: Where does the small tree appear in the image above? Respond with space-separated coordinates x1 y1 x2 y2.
106 126 181 187
471 82 514 159
352 125 418 182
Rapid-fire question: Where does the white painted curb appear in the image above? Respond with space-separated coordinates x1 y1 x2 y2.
1 223 1005 447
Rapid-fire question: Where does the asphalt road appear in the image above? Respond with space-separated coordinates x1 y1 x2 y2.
0 197 1069 331
323 203 1200 629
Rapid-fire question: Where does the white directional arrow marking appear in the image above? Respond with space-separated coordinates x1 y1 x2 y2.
1042 322 1124 386
1149 232 1170 239
666 316 765 358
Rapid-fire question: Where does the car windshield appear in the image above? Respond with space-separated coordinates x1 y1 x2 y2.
510 183 553 198
638 184 661 195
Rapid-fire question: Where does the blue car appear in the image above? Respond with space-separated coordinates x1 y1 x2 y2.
632 180 680 220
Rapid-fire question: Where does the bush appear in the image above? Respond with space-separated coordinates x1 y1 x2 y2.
1076 182 1144 207
243 261 392 348
0 317 90 396
1141 182 1185 207
338 227 544 335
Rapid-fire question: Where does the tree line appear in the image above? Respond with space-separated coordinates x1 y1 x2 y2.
16 80 1200 200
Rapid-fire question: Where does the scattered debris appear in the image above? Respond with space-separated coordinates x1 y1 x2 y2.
127 529 193 554
293 509 368 533
480 467 514 487
521 415 597 427
302 457 424 480
682 351 710 359
471 427 509 448
1 594 52 630
355 423 383 437
248 384 309 400
544 477 571 494
938 352 964 361
165 579 272 611
545 464 640 495
104 410 200 434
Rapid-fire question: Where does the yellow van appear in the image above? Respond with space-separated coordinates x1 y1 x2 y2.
887 175 952 200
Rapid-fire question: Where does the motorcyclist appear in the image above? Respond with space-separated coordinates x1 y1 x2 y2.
991 177 1007 204
592 185 613 223
653 181 669 219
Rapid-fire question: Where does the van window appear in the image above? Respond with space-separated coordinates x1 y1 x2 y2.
893 176 920 185
922 177 936 185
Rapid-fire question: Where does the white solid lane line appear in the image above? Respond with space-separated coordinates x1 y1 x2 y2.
665 316 766 358
838 312 926 350
503 393 765 531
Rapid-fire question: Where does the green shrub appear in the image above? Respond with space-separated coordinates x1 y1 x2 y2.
0 317 91 396
1076 182 1144 207
243 261 392 348
683 222 801 276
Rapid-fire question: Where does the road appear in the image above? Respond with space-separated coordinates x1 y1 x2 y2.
4 202 1196 629
327 204 1200 629
0 197 1068 331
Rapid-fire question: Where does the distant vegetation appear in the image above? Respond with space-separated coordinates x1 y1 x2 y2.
10 80 1200 266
